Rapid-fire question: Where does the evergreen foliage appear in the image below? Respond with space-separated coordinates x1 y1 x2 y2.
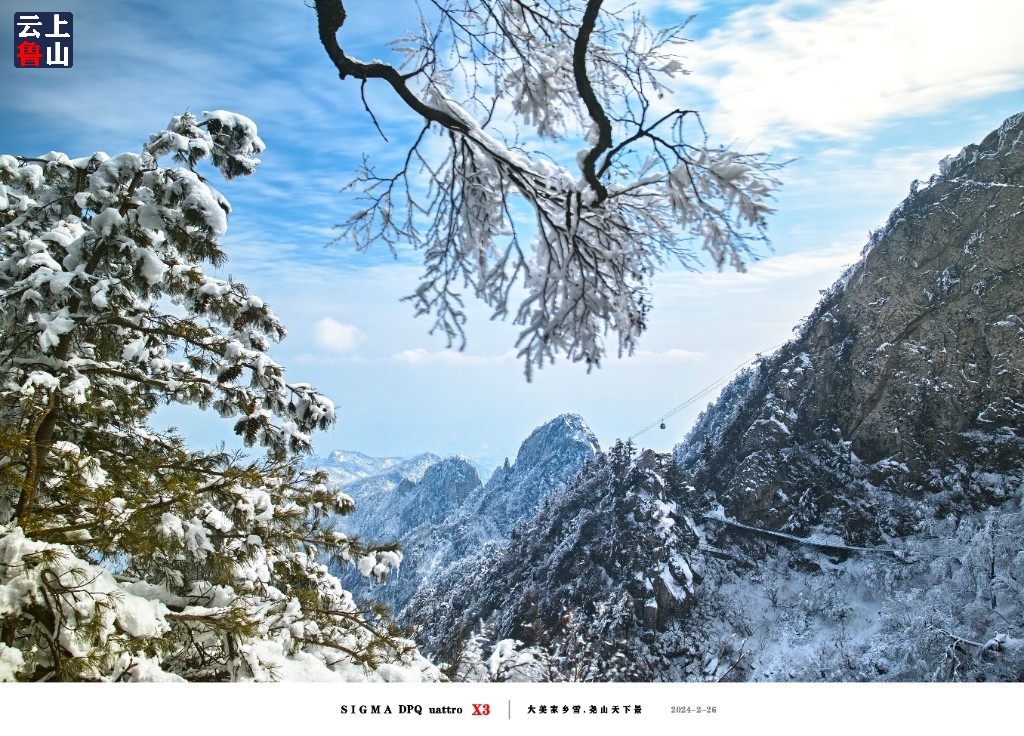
406 442 704 681
0 112 435 681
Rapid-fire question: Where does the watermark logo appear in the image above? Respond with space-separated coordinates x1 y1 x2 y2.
14 12 73 68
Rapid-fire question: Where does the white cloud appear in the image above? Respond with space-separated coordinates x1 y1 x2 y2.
741 242 864 284
786 145 955 193
657 240 862 295
393 348 518 366
618 0 704 14
631 348 708 363
314 318 363 353
687 0 1024 144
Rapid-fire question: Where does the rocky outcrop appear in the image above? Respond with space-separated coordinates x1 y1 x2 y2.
677 112 1024 544
462 413 601 540
396 456 482 529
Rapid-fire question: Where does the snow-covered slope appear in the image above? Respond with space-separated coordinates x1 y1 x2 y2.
406 444 708 680
660 110 1024 681
676 111 1024 543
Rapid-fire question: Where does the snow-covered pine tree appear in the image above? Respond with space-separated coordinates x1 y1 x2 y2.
444 622 549 682
0 111 435 682
314 0 779 378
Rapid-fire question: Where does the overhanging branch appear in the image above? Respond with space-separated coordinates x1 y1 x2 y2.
573 0 612 203
314 0 470 133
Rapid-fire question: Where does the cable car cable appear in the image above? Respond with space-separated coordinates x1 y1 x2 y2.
629 342 787 441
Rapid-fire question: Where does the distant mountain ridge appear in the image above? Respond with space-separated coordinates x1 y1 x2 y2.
329 414 601 618
312 449 413 486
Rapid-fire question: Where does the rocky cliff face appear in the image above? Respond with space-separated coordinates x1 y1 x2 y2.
462 413 601 540
677 112 1024 545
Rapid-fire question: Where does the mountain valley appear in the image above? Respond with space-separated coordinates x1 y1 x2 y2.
322 112 1024 682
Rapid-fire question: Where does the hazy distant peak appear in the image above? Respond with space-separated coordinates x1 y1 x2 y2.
514 413 600 465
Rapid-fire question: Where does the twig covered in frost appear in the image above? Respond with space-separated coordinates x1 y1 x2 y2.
314 0 779 378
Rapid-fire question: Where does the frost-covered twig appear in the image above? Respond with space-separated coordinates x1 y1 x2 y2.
314 0 778 377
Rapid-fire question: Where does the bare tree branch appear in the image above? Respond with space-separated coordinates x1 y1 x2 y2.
573 0 612 203
314 0 470 133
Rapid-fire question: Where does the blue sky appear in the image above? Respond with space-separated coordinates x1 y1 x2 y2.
3 0 1023 472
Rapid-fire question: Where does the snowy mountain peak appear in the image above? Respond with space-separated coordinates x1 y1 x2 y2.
512 412 600 468
395 455 482 527
336 413 602 618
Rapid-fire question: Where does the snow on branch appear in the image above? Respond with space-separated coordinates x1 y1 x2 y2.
315 0 779 378
0 112 436 681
